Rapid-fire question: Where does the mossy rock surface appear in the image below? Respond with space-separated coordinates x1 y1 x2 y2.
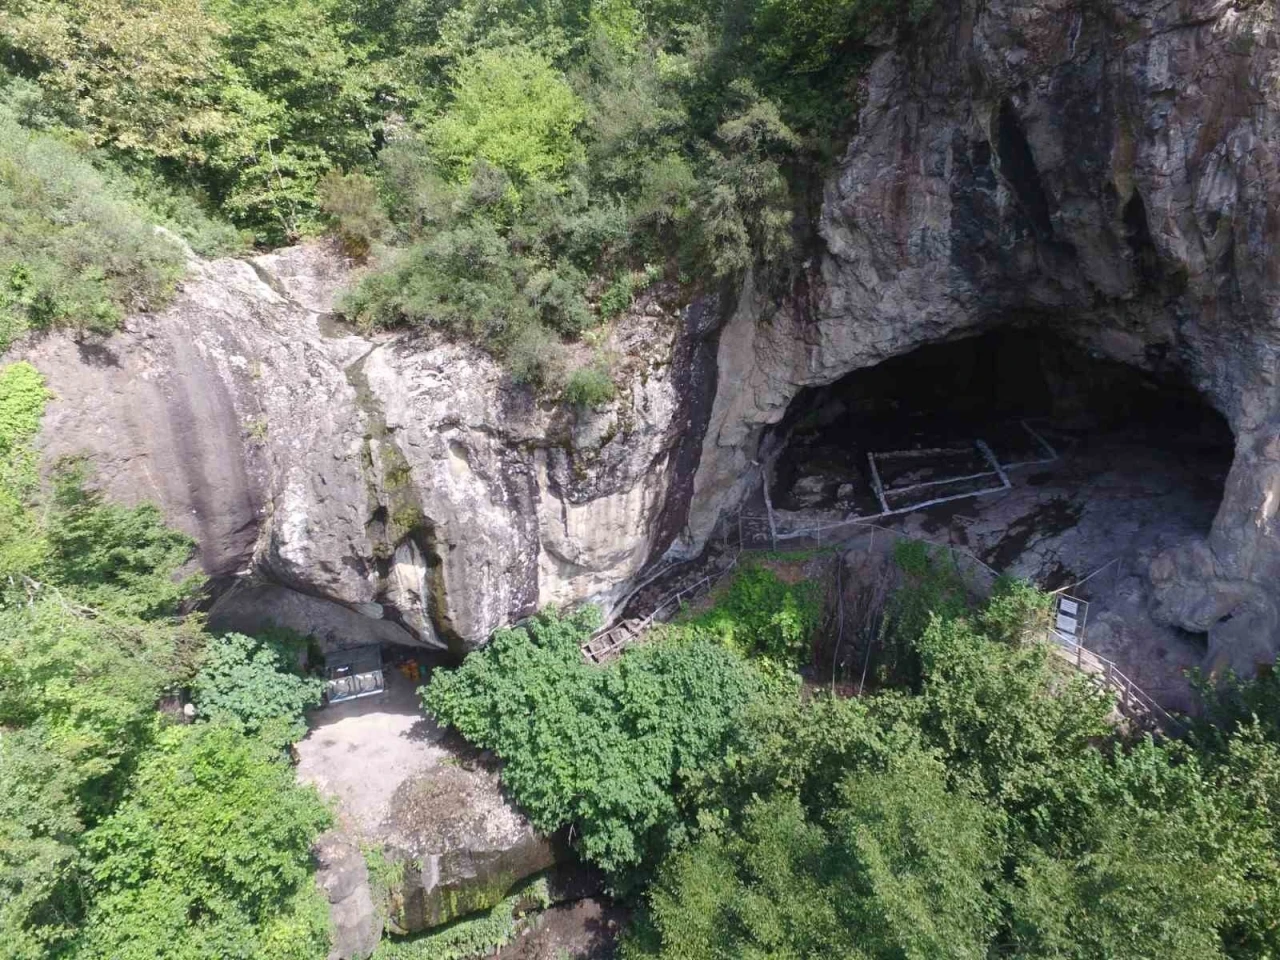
381 763 560 933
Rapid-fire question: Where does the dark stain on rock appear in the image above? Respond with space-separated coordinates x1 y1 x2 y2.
163 332 264 576
982 495 1084 572
646 289 728 564
1038 559 1077 592
75 339 122 368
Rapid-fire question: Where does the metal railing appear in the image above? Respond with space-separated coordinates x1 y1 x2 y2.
1045 630 1180 731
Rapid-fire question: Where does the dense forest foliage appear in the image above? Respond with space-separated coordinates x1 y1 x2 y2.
0 0 932 388
426 557 1280 960
0 361 334 959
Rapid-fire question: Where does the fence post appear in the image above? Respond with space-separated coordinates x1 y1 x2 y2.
761 476 779 552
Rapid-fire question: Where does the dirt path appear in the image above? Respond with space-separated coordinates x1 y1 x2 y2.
295 669 451 837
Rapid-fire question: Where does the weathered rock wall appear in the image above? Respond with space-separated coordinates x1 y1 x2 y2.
9 244 694 652
684 0 1280 674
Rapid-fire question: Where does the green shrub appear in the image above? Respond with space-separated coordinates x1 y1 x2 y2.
505 323 568 387
0 362 50 583
191 630 324 745
876 540 972 687
1191 659 1280 748
979 575 1052 646
562 361 616 408
423 607 765 874
630 574 1276 960
318 168 389 259
341 222 535 341
1 0 381 242
424 45 586 189
0 597 195 803
106 161 243 257
41 463 201 618
672 564 823 670
629 750 1002 960
0 726 85 960
0 107 186 349
73 723 331 960
599 270 638 319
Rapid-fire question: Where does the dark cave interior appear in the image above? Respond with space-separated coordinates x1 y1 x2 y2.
766 328 1234 519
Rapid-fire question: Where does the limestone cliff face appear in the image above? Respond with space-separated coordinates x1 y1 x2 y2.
684 0 1280 675
10 244 695 652
8 0 1279 671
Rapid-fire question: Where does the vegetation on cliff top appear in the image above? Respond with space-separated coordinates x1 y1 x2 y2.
0 0 934 389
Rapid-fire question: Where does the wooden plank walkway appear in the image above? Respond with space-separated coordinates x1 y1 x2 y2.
580 563 735 664
581 619 644 664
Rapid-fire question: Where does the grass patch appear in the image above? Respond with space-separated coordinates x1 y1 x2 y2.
0 99 187 350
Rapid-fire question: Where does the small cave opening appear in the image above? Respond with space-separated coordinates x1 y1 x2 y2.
764 328 1233 555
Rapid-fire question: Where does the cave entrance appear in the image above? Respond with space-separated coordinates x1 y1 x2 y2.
763 327 1235 713
765 328 1233 541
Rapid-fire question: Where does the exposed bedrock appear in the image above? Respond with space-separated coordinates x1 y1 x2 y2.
684 0 1280 675
8 244 702 652
6 0 1279 673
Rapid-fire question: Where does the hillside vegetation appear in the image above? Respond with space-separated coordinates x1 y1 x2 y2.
0 0 932 388
0 360 333 959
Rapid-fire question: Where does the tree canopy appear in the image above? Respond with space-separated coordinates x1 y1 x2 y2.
0 361 332 960
0 0 936 394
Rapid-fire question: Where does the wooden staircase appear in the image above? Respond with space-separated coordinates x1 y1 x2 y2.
581 618 645 664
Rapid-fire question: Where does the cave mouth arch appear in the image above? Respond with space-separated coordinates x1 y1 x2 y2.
762 327 1234 561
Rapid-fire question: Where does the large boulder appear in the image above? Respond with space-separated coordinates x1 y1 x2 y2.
294 674 564 946
380 764 560 933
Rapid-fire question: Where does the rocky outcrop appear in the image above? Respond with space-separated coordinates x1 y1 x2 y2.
294 676 567 949
314 831 382 960
7 0 1278 674
8 244 695 652
380 764 560 932
683 0 1280 675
